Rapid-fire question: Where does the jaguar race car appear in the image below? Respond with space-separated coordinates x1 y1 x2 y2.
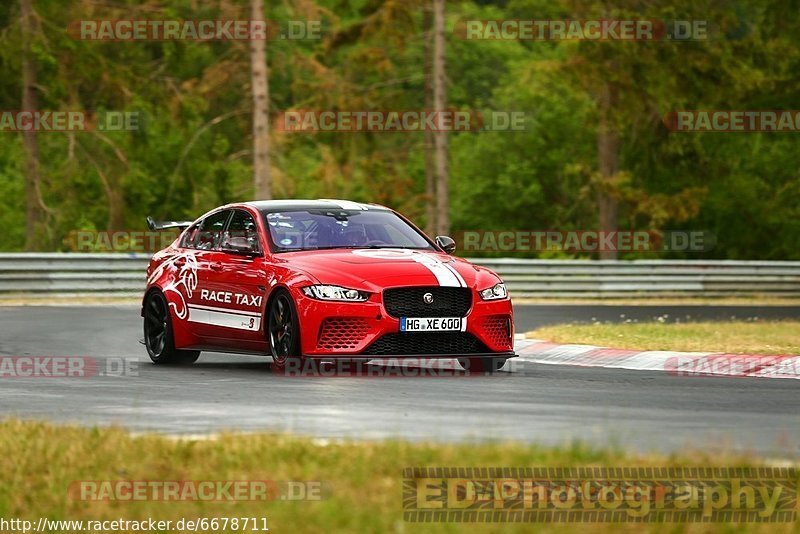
142 199 515 372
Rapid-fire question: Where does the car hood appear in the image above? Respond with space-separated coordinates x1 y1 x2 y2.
275 248 500 291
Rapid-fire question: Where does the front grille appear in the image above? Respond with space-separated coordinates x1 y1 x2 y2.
362 332 489 355
383 287 472 318
481 315 513 349
317 318 371 351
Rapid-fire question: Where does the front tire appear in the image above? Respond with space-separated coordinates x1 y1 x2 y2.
458 357 506 373
143 291 200 365
268 289 302 369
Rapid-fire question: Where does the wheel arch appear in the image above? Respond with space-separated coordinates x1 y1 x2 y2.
142 284 198 350
264 284 304 356
141 286 163 317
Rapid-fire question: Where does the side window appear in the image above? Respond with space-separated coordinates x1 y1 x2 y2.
181 222 201 249
225 210 261 252
195 210 232 251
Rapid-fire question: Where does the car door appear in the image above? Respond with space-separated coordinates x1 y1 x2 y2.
200 208 269 349
183 209 233 340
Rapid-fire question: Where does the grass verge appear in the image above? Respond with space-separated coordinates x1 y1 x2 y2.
528 321 800 355
0 420 796 533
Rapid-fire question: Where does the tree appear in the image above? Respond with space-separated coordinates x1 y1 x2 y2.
0 0 798 259
422 1 436 235
596 61 619 260
423 1 436 236
20 0 42 250
250 0 272 200
432 0 448 236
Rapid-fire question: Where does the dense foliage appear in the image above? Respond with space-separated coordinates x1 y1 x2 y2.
0 0 798 258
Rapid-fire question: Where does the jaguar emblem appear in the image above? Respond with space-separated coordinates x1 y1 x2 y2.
423 292 434 304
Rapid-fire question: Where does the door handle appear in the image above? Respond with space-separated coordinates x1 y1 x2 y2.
211 262 223 271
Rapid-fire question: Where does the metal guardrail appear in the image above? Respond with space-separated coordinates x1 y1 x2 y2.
475 258 800 298
0 253 149 297
0 253 798 299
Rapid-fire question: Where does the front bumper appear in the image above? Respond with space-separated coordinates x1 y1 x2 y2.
293 287 515 357
301 351 517 360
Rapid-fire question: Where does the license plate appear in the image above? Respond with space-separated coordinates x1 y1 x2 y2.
400 317 464 333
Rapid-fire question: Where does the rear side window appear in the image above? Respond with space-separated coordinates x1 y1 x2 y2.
183 210 231 250
181 223 201 248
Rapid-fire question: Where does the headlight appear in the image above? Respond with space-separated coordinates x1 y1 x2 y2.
479 282 507 301
302 285 370 302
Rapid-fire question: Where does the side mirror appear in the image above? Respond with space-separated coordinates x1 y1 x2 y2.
221 235 259 256
435 235 456 254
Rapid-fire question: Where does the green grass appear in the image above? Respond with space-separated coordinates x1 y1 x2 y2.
0 420 798 533
528 321 800 355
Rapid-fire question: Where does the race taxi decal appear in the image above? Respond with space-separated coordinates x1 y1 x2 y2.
148 252 262 331
200 289 262 307
190 289 263 331
187 295 262 331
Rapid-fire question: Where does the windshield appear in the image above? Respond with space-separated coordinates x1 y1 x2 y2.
261 209 434 253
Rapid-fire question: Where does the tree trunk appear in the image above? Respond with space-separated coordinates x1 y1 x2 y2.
597 72 619 260
107 179 125 231
20 0 42 250
422 2 436 236
250 0 272 199
432 0 448 236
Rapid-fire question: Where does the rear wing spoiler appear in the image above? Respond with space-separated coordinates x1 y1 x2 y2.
146 216 193 231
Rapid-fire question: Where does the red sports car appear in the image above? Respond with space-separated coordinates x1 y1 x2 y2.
142 200 515 372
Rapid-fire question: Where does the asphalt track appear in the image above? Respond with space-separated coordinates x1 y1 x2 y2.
1 304 799 457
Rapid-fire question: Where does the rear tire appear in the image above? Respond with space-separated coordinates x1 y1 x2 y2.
458 357 506 373
144 291 200 365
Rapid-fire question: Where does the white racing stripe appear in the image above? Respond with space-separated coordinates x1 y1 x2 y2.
188 303 260 317
321 199 368 210
442 261 467 287
187 304 261 331
411 253 462 287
